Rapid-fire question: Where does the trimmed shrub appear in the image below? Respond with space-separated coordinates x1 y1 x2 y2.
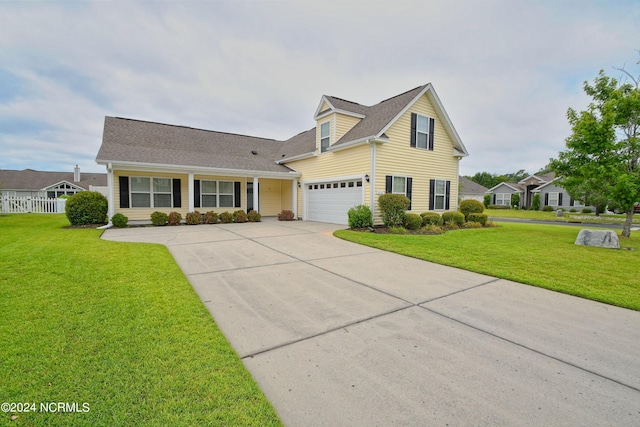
233 210 248 223
441 211 465 227
278 209 295 221
424 224 444 234
65 191 108 225
444 219 460 230
581 208 593 214
111 213 128 228
151 211 168 226
378 194 410 228
219 211 233 223
511 193 520 208
488 204 510 210
542 205 554 212
388 226 407 234
569 208 577 213
168 212 182 226
483 194 491 208
348 205 373 228
404 213 423 230
464 221 484 229
467 213 488 225
203 211 218 224
247 210 262 222
459 199 484 220
531 193 541 211
186 211 201 225
421 212 443 226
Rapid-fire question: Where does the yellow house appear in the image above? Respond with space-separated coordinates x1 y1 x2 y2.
96 83 468 225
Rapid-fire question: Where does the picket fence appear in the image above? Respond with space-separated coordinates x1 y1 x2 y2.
1 196 67 214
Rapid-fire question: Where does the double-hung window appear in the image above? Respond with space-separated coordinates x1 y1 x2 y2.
495 193 510 206
153 178 172 208
131 177 151 208
130 177 173 208
320 121 330 153
392 176 407 195
200 180 235 208
411 113 434 150
433 180 447 210
548 192 559 206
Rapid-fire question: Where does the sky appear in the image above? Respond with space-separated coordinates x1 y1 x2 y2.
1 0 639 176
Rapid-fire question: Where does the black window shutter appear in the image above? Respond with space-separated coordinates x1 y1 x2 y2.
173 179 181 208
558 193 563 206
492 194 496 204
385 176 393 193
429 179 435 210
406 178 412 210
544 193 549 205
570 198 574 206
234 181 241 208
428 118 435 150
119 176 129 208
194 180 201 208
410 113 417 147
445 180 451 210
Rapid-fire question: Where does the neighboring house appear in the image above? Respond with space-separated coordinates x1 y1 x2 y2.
0 167 107 198
96 83 469 225
459 176 488 203
486 172 595 210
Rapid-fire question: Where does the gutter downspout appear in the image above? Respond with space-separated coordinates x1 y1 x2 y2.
368 140 376 221
99 163 115 229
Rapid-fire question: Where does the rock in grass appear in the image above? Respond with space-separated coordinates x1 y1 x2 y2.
574 229 620 249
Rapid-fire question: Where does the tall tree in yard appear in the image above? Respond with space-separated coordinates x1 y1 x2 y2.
551 61 640 237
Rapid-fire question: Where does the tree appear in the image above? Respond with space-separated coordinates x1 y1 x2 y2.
467 170 530 189
550 61 640 237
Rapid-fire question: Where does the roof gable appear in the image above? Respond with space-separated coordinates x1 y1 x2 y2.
0 169 106 190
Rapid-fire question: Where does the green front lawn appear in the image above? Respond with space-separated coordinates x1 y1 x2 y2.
335 222 640 311
486 208 640 224
0 215 281 426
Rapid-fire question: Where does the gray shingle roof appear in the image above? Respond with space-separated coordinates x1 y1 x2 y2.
0 169 106 190
97 117 294 173
459 176 489 195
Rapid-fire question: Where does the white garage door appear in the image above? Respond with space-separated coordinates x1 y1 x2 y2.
305 179 364 225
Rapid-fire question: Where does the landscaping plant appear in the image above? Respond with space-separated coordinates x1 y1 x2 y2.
151 211 168 226
277 210 295 221
233 210 248 223
377 194 410 228
186 211 201 225
203 211 219 224
347 205 373 228
247 210 262 222
459 199 484 221
404 213 423 230
111 213 128 228
219 211 234 223
420 212 443 226
168 211 182 225
65 191 108 225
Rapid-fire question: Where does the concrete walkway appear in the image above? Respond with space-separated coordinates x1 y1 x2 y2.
102 219 640 426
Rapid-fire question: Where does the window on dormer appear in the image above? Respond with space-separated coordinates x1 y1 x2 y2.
411 113 434 150
320 121 330 153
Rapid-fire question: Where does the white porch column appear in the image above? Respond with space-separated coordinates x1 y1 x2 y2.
107 163 115 220
253 177 259 212
188 173 195 212
292 178 298 218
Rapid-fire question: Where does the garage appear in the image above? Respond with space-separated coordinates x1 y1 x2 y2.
305 179 364 225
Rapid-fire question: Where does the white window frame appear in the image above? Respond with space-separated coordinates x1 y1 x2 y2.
548 192 559 206
129 176 174 209
433 179 447 210
415 114 431 150
391 176 407 195
320 121 330 153
495 193 511 206
201 180 234 208
153 178 173 208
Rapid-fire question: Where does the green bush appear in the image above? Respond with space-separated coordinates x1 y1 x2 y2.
348 205 373 228
581 208 593 214
150 211 168 226
65 191 108 225
388 226 407 234
488 205 510 210
463 221 484 229
467 213 488 225
483 194 491 208
233 210 248 223
459 199 484 220
219 211 233 223
404 213 423 230
420 212 443 226
111 213 128 228
168 212 182 226
531 193 541 211
511 193 520 208
278 210 295 221
203 211 218 224
542 205 554 212
441 211 465 227
569 208 577 213
378 194 410 228
247 210 262 222
186 211 201 225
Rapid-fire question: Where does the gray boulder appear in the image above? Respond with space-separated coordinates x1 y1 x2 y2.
574 229 620 249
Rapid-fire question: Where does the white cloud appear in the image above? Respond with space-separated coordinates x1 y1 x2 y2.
0 0 639 175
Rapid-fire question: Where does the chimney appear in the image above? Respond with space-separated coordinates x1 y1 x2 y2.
74 165 81 182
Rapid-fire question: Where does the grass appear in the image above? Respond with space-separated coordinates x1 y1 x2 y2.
0 214 281 426
335 222 640 311
486 208 640 224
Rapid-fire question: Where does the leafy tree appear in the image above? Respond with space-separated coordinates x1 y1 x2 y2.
550 61 640 237
466 170 530 189
531 193 541 211
511 193 520 208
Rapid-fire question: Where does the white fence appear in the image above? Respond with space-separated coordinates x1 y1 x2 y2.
1 196 67 214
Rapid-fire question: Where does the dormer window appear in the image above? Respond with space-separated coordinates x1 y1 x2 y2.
320 121 330 153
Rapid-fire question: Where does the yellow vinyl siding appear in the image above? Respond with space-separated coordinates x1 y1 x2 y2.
113 171 189 221
319 101 331 112
373 94 459 222
287 144 371 216
335 113 361 141
259 178 288 216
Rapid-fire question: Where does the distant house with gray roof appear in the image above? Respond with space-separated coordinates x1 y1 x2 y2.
0 167 107 198
459 176 488 203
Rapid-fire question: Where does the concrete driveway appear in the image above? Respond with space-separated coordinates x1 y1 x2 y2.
102 219 640 426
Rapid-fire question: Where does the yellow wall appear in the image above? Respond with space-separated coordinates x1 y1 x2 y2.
259 178 289 216
335 113 361 141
